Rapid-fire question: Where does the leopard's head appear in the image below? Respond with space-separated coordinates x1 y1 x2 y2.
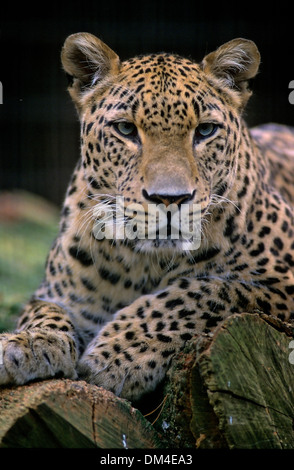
61 33 260 253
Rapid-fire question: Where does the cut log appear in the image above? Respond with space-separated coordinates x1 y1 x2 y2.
0 379 164 448
1 313 293 448
160 313 294 449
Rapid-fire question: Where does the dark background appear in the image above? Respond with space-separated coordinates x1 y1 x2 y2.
0 0 293 206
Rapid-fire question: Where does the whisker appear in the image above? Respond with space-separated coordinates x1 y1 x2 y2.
209 193 240 212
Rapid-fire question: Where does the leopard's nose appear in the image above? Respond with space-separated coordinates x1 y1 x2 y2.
142 189 196 208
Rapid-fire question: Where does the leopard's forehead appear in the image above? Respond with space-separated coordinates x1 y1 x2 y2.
121 53 200 80
88 53 225 134
117 53 205 95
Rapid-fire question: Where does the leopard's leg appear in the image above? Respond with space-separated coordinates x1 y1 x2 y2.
0 300 77 385
77 275 293 401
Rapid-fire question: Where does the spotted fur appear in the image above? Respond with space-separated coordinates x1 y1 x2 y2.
1 34 294 400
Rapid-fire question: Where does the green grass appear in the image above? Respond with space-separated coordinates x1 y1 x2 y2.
0 195 59 332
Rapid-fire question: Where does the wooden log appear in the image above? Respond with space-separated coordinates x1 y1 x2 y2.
1 313 293 449
159 313 294 449
0 379 164 448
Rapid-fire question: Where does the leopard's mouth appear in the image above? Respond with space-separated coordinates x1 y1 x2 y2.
92 196 203 251
131 237 201 253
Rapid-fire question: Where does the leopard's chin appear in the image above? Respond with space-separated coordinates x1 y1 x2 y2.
129 237 201 254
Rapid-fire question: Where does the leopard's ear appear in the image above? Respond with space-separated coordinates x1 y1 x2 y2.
201 38 260 108
61 33 120 111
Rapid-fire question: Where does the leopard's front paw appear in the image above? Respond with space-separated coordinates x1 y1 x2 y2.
0 330 77 386
78 338 168 401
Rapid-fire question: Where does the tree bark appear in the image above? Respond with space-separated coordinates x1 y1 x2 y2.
159 313 294 449
0 313 294 448
0 379 164 448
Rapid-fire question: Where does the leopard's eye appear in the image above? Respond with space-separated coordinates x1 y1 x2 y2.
195 123 217 139
114 121 138 138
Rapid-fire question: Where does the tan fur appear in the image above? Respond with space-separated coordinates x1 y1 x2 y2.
0 35 293 401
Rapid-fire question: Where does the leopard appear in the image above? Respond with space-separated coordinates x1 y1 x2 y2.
1 33 294 402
